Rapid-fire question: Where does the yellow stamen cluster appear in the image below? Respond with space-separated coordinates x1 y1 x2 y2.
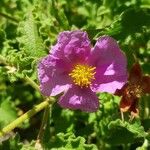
69 64 96 88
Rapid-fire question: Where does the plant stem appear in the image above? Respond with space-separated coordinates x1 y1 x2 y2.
0 98 54 137
121 111 124 121
37 105 50 141
0 12 19 23
24 76 40 92
144 98 149 119
0 54 54 141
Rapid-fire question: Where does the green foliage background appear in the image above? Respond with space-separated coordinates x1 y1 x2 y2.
0 0 150 149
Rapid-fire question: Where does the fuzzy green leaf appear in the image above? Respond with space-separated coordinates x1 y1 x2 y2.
106 119 146 145
108 119 146 138
17 11 46 58
47 133 98 150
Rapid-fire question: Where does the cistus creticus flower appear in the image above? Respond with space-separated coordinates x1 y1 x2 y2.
38 30 127 112
115 62 150 117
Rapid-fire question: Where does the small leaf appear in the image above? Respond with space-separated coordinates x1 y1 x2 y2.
17 11 46 58
108 119 146 138
51 1 70 30
47 132 98 150
106 119 146 145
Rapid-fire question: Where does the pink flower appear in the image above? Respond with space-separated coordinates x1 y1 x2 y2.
38 30 127 112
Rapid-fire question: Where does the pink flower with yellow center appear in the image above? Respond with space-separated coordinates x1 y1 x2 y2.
38 30 127 112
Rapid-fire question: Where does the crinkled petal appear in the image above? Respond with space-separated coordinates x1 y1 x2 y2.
120 95 139 117
91 74 127 94
58 85 99 112
141 76 150 94
89 36 127 93
51 30 91 63
38 55 72 96
115 83 128 96
129 62 142 84
120 96 132 112
129 100 139 117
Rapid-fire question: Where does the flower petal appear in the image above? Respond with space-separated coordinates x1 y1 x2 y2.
38 55 72 96
129 100 139 117
129 62 142 84
89 36 127 93
141 76 150 94
120 96 132 112
91 75 127 94
115 83 128 96
58 85 99 112
51 30 91 63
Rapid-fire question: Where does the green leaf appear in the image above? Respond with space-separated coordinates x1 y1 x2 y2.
47 133 98 150
0 134 36 150
17 11 46 58
121 8 150 33
0 98 17 129
108 119 146 138
94 8 150 40
0 134 22 150
136 138 149 150
20 141 36 150
51 1 70 30
106 119 146 145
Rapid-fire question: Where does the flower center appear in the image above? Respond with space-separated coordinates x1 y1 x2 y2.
69 64 96 88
